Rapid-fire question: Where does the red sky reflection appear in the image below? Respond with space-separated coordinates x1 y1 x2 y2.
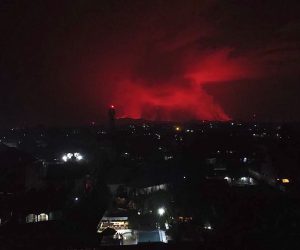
1 1 300 126
111 49 257 121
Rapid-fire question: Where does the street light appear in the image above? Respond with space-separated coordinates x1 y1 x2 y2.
62 155 68 162
74 152 83 160
175 126 181 131
62 152 84 162
158 207 165 216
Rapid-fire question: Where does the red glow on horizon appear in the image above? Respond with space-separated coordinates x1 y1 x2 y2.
107 49 258 121
112 81 230 121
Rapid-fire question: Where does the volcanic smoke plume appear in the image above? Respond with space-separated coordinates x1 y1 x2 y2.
2 0 299 126
109 46 256 121
92 1 260 122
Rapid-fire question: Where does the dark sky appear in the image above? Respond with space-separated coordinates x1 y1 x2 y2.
1 0 300 127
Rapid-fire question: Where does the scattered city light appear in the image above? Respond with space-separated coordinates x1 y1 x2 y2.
158 207 165 216
164 155 173 160
77 155 83 160
282 178 290 183
62 155 68 162
204 223 213 230
62 152 84 162
175 126 181 131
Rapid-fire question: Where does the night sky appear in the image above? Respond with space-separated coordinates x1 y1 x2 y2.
1 0 300 127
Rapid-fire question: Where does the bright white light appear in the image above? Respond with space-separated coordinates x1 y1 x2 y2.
62 155 68 162
249 177 254 184
74 152 83 160
63 152 84 162
158 207 165 216
243 157 247 163
74 197 79 201
224 176 232 184
183 176 186 179
204 223 212 230
138 211 141 215
164 155 173 161
241 177 247 181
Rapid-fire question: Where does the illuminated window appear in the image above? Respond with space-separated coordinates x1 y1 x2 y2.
26 214 37 223
98 218 129 233
38 213 48 222
282 179 290 183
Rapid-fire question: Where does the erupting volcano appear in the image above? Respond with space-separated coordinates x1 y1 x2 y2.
109 49 256 121
2 0 299 126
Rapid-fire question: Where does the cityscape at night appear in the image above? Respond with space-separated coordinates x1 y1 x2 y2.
1 0 300 249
